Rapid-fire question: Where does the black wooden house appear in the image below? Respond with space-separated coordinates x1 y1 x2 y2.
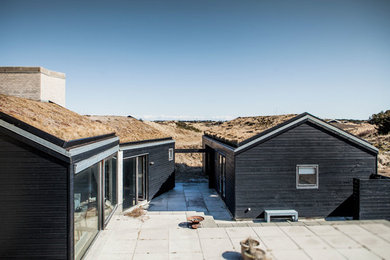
0 95 120 260
203 113 378 219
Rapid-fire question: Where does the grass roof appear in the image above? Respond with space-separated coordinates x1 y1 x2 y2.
205 114 298 146
87 116 170 144
0 94 115 141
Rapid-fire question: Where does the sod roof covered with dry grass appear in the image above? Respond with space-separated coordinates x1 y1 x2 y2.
0 94 115 141
205 114 298 146
87 116 170 144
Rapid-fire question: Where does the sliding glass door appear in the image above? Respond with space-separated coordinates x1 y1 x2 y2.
123 154 148 210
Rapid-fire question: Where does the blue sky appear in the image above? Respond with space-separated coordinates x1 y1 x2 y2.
1 0 389 120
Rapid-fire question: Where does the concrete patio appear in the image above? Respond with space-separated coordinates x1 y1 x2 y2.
84 183 390 260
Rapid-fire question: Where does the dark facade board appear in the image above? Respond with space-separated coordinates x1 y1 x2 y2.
0 132 69 259
202 137 235 215
234 122 376 219
122 142 175 200
354 178 390 220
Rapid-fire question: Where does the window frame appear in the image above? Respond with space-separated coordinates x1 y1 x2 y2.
168 148 174 161
296 164 319 189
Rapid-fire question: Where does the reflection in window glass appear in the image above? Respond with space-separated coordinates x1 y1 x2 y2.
104 157 117 221
74 163 99 260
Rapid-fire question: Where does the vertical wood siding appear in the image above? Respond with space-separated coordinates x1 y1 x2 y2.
353 178 390 220
122 142 175 200
202 137 236 216
0 132 68 259
235 122 376 219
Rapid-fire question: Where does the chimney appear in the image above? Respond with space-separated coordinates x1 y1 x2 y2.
0 67 66 107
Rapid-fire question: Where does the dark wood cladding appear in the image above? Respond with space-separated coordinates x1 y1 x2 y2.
122 142 175 200
202 137 235 215
0 132 68 259
235 122 376 219
353 178 390 220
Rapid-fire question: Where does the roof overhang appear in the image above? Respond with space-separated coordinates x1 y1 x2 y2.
0 118 119 162
120 138 175 151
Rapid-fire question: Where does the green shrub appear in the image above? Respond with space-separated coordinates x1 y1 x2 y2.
175 121 201 132
369 110 390 135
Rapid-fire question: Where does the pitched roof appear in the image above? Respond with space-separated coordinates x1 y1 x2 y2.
0 94 115 143
205 113 378 154
205 114 297 146
87 116 171 144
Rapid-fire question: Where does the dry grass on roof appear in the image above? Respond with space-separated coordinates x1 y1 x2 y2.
205 114 298 146
0 94 115 141
87 116 170 143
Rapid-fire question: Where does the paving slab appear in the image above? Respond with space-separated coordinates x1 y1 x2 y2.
260 235 299 250
169 253 204 260
288 235 330 249
271 249 311 260
320 234 362 249
199 238 235 258
303 248 345 260
197 227 229 239
253 226 287 237
133 253 169 260
369 246 390 259
337 248 382 260
169 239 202 254
139 228 168 240
225 227 258 239
134 240 168 254
279 225 315 237
360 223 390 235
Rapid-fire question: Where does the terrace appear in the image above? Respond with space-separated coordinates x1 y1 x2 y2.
84 182 390 260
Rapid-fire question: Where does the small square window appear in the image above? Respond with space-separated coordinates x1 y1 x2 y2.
296 165 318 189
168 148 174 161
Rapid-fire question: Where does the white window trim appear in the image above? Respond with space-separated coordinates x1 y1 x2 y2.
296 164 319 189
168 148 174 161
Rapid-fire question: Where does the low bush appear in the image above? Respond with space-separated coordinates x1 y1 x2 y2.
369 110 390 135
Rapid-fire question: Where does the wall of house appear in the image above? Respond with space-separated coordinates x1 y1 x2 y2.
0 130 69 259
353 178 390 220
0 67 66 107
122 141 175 200
202 136 236 216
235 121 377 219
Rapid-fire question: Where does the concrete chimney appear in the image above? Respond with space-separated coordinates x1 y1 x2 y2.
0 67 66 107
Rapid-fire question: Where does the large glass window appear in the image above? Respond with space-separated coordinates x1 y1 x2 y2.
74 163 99 260
217 153 226 199
104 157 117 222
296 165 319 189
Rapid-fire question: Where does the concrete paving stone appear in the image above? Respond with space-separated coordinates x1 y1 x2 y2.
169 228 199 240
303 248 345 260
320 234 362 249
351 234 390 248
334 224 373 235
288 235 330 249
102 238 137 254
217 223 234 227
271 249 311 260
302 221 321 226
275 222 293 226
260 235 299 250
253 226 287 237
307 225 341 236
169 239 202 254
139 228 169 240
109 228 140 240
337 248 381 260
225 227 258 239
369 246 390 259
287 221 305 226
260 222 277 226
93 253 132 260
378 233 390 242
248 222 263 227
169 253 204 260
208 211 232 220
231 222 250 227
197 228 229 239
134 239 169 254
133 253 169 260
200 238 234 258
360 223 390 235
279 226 315 237
187 206 208 212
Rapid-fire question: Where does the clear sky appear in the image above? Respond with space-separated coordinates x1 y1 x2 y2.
1 0 389 120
